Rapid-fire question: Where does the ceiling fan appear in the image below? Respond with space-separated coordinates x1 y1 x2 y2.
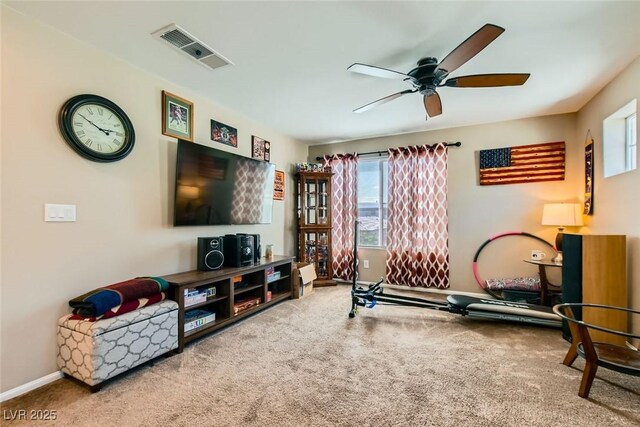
348 23 530 120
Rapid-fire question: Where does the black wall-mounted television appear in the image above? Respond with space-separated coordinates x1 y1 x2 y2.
173 139 276 226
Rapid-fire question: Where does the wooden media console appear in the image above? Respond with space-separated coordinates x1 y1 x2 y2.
163 256 294 352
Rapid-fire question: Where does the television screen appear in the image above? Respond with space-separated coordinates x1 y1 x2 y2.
174 140 275 226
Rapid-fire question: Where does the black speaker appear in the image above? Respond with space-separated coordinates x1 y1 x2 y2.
197 237 224 271
223 234 254 267
238 233 261 263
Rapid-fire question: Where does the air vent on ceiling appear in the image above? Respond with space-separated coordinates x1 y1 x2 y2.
151 24 233 71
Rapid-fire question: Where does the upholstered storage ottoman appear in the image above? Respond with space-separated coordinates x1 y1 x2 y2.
57 300 178 389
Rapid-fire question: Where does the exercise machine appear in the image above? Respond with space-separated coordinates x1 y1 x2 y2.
348 222 561 328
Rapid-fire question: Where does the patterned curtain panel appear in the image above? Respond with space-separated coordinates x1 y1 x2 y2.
323 154 358 281
386 144 449 288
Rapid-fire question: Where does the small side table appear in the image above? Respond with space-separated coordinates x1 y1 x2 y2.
523 259 563 306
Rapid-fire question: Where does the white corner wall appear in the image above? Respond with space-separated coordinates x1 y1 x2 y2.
576 56 640 336
1 7 307 393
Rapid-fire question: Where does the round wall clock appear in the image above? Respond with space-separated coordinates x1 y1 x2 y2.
58 94 135 162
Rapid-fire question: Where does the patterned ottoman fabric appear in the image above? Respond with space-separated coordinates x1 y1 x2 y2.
485 276 541 291
57 300 178 386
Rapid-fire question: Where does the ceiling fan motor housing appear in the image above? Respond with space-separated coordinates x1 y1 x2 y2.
407 57 448 94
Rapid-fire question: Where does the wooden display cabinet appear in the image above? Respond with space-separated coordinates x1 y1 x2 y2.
296 171 335 286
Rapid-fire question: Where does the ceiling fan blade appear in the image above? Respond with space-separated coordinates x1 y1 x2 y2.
424 92 442 118
444 73 530 88
348 63 410 80
438 24 505 74
353 89 416 113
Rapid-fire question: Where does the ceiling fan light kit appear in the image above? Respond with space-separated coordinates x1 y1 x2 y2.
348 23 530 120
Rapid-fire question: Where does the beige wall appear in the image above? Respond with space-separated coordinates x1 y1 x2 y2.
575 56 640 339
309 114 581 292
0 8 307 392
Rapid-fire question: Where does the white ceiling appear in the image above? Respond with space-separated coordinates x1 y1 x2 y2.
5 1 640 144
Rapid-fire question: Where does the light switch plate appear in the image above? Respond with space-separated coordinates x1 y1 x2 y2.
44 204 76 222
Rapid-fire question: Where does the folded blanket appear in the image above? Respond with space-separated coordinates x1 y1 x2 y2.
69 277 169 317
70 292 166 321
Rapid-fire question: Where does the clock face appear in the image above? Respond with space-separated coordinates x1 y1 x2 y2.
59 95 135 162
71 103 127 155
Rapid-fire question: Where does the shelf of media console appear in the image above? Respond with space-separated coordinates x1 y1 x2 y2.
267 274 290 284
184 295 228 311
184 291 291 340
234 283 264 296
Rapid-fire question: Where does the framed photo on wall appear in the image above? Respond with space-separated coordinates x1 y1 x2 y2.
211 120 238 147
162 91 193 141
251 135 271 162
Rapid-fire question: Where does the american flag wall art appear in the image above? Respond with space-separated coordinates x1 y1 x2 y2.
479 141 565 185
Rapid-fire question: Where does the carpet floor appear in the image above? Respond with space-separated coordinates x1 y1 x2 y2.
2 285 639 426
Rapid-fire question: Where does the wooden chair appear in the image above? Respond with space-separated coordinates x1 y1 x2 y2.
553 303 640 398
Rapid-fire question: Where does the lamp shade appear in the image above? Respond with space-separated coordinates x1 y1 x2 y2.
541 203 584 227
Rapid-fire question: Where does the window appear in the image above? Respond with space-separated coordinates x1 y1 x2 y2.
626 112 637 171
357 159 388 247
603 99 637 177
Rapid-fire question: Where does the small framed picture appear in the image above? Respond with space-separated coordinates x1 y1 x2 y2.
273 170 285 200
211 120 238 147
252 135 271 162
162 91 193 141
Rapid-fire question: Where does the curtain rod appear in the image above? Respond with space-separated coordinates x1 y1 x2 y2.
315 141 462 161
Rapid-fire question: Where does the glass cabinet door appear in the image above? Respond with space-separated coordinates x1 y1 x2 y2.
317 231 329 277
299 174 331 227
318 179 329 225
304 232 317 264
303 230 330 279
297 180 301 221
304 178 317 225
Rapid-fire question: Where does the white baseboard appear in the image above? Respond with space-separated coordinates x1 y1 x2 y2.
0 371 63 402
336 279 494 299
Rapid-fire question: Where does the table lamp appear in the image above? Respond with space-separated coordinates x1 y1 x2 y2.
541 203 584 264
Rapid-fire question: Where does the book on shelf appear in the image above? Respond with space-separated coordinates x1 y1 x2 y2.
184 309 216 332
184 288 200 297
184 286 218 307
233 297 260 315
185 292 207 307
267 271 281 283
